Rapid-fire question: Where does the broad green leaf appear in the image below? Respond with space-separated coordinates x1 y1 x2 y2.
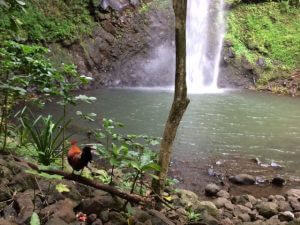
55 183 70 193
30 212 40 225
142 162 161 172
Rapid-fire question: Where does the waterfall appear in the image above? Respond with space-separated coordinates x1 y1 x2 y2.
186 0 225 93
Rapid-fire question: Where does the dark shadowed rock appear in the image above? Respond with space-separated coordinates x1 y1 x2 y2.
133 208 151 223
88 214 98 223
229 174 255 185
92 219 104 225
108 211 127 225
9 172 37 192
205 183 221 197
272 177 285 186
3 205 17 221
198 212 219 225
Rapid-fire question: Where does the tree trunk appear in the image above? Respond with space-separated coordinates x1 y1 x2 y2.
152 0 189 196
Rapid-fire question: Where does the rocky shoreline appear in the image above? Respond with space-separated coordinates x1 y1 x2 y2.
1 154 300 225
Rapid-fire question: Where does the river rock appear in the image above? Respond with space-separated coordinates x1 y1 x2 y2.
217 190 230 199
238 213 251 222
256 202 278 218
0 219 17 225
214 198 233 209
278 200 292 212
174 189 199 209
199 212 219 225
232 195 257 206
286 189 300 198
278 211 295 222
45 217 69 225
229 174 255 185
205 183 221 197
195 201 219 217
272 177 286 186
220 218 234 225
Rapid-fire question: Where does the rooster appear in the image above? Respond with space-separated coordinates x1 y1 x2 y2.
67 140 92 173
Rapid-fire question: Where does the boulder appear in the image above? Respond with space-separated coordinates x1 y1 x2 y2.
205 183 221 197
14 190 34 224
256 202 278 218
229 174 255 185
41 198 76 223
76 195 123 215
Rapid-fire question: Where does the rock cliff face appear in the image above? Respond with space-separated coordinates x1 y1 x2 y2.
48 1 175 89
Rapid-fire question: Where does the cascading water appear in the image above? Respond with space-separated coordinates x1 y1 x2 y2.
186 0 225 93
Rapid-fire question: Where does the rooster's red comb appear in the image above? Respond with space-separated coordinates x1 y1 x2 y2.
71 140 77 145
